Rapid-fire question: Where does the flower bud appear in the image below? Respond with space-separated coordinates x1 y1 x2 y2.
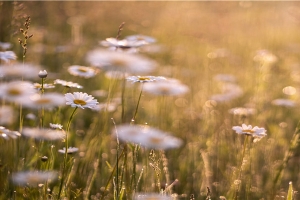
38 70 48 78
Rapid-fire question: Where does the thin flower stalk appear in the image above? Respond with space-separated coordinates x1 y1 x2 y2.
57 107 78 199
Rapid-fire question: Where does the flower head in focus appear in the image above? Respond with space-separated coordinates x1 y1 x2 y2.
232 124 267 141
65 92 98 109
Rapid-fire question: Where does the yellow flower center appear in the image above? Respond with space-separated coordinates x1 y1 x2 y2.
138 76 150 81
7 88 21 96
243 129 254 134
149 137 163 144
35 98 52 105
78 67 88 73
74 99 87 105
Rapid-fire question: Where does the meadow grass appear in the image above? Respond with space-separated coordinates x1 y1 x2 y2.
0 1 300 200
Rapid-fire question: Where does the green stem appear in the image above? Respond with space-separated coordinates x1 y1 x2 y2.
57 107 78 200
131 83 144 124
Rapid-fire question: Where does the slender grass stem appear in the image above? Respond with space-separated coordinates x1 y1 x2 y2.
57 107 78 200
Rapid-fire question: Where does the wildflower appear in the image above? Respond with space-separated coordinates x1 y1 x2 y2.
65 92 98 109
11 171 57 187
100 37 146 49
58 147 79 154
232 124 267 139
0 51 17 62
54 79 83 89
133 193 173 200
67 65 99 78
86 49 157 74
125 34 156 44
229 107 256 116
272 99 296 107
33 83 55 90
0 126 21 140
253 49 277 64
21 93 65 109
91 103 117 112
0 106 14 125
143 80 189 96
38 70 47 78
113 124 182 150
0 63 41 79
0 81 36 103
0 42 12 50
50 123 63 130
22 127 65 141
126 76 166 83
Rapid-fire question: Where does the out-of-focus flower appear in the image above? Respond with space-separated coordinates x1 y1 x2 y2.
229 107 256 116
22 127 65 141
271 99 296 107
54 79 83 89
90 103 118 112
0 51 17 62
0 42 12 50
0 126 21 140
100 38 147 49
133 193 173 200
113 124 182 150
125 35 156 44
50 123 63 130
253 49 277 64
65 92 98 109
11 171 57 187
0 63 41 79
0 106 14 125
33 83 55 90
210 83 243 103
143 80 189 96
58 147 79 154
0 81 36 103
232 124 267 140
282 86 296 95
126 76 166 83
21 93 65 109
86 49 157 74
67 65 99 78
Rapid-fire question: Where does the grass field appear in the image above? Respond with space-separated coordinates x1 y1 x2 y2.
1 1 300 199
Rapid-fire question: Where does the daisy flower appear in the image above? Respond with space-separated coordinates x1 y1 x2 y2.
125 34 156 44
0 63 41 79
12 171 57 187
113 124 182 150
33 83 55 90
0 81 37 103
90 103 117 112
143 80 189 96
271 99 296 107
50 123 63 130
0 105 14 125
65 92 98 109
21 93 65 109
0 51 17 62
100 37 146 49
0 126 21 140
126 76 166 83
86 49 157 74
232 124 267 139
67 65 99 78
229 107 256 116
22 127 66 141
54 79 83 89
58 147 79 154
